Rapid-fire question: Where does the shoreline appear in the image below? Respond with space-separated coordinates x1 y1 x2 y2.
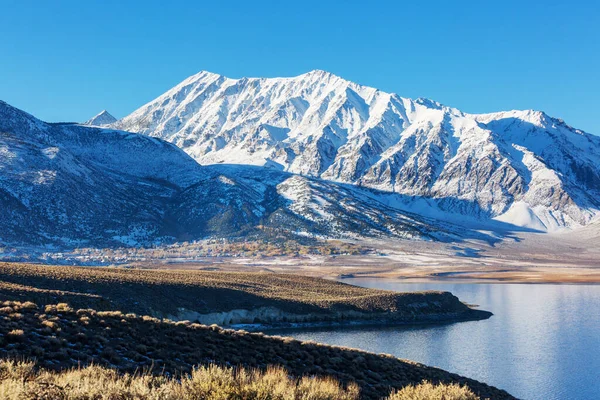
334 266 600 285
129 252 600 285
0 299 515 400
228 308 492 332
0 262 492 332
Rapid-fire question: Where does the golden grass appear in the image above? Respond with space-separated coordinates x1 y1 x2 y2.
387 381 480 400
0 360 482 400
0 360 359 400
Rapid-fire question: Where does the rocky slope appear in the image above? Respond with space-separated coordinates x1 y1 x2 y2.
0 100 203 246
0 100 466 248
113 70 600 231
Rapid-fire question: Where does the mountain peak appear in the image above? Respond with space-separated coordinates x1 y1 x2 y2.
304 69 334 76
113 69 600 230
414 97 445 110
0 99 47 137
189 70 223 80
84 110 117 126
299 69 343 81
186 69 340 83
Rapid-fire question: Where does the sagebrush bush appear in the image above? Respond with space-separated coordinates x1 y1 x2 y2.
387 381 480 400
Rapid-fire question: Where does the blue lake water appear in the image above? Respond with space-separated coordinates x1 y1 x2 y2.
271 280 600 400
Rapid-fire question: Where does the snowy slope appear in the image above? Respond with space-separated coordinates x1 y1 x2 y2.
0 100 204 246
114 70 600 230
1 100 466 247
83 110 117 126
173 164 468 241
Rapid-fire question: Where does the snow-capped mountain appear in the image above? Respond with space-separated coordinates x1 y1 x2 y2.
113 70 600 231
84 110 117 126
0 100 461 248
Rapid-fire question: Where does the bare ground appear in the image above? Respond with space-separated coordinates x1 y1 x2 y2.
135 230 600 284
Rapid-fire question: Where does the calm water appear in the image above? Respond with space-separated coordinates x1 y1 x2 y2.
271 280 600 400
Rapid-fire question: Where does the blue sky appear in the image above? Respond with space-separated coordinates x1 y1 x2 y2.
1 0 599 133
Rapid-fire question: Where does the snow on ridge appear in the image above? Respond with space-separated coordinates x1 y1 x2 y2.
0 99 502 249
83 110 117 126
109 70 600 230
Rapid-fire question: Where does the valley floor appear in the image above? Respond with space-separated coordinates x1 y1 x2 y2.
137 230 600 284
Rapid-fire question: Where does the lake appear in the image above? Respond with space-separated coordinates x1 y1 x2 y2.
270 280 600 400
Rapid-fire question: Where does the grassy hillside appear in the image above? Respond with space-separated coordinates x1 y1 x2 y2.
0 263 490 326
0 300 513 399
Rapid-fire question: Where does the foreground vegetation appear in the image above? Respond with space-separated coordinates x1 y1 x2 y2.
0 359 482 400
0 263 489 325
0 360 359 400
0 300 513 399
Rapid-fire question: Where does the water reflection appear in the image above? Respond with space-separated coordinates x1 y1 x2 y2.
270 281 600 400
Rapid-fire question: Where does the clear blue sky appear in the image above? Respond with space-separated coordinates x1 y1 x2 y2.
1 0 598 133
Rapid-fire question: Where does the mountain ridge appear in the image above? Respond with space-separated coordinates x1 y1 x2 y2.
111 70 600 231
1 100 475 249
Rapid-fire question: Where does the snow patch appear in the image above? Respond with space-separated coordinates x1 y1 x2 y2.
494 202 547 231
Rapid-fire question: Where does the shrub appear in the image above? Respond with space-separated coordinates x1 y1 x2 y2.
56 303 73 312
44 305 57 313
386 381 480 400
20 302 38 310
6 330 24 342
41 320 59 330
97 310 124 318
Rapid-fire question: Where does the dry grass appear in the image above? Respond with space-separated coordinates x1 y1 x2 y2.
0 301 513 399
387 381 481 399
0 360 360 400
0 360 485 400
